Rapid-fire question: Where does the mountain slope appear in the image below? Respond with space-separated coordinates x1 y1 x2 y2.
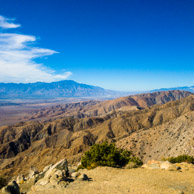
84 90 192 115
0 90 190 127
24 90 192 121
0 94 193 177
117 109 194 162
0 80 122 98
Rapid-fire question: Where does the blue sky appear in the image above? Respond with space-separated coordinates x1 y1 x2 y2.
0 0 193 91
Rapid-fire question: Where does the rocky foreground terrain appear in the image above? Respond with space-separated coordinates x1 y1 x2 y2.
0 91 193 178
1 158 194 194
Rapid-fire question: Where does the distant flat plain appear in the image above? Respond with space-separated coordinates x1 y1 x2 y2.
0 97 109 126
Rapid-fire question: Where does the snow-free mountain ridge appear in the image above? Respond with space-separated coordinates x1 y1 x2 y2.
0 80 123 99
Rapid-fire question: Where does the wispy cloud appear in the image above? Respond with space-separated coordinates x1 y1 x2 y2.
0 15 72 83
0 15 20 29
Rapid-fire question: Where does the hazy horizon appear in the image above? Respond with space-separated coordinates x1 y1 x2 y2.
0 79 193 93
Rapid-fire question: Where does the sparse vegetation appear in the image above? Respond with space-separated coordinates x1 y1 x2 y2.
164 155 194 164
79 142 142 169
0 176 7 189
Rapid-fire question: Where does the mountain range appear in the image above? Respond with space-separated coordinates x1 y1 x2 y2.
0 80 193 99
0 80 125 99
152 85 194 93
0 90 193 177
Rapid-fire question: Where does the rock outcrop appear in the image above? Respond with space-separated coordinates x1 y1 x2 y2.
0 158 90 193
142 160 178 171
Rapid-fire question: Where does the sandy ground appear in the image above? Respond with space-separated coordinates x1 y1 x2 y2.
27 167 194 194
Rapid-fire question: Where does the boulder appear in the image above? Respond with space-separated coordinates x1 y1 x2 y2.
142 160 181 171
35 160 69 190
35 168 68 191
160 161 178 171
2 181 20 194
44 159 69 179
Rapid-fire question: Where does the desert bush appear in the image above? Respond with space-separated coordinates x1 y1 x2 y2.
0 176 7 189
165 155 194 164
80 142 142 169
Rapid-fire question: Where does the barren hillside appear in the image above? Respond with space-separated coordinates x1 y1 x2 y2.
19 90 192 121
0 94 193 177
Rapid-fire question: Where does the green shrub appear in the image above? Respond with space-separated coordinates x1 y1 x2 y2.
80 142 142 169
0 176 7 189
166 155 194 164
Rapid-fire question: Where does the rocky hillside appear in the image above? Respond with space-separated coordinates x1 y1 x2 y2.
0 90 191 127
0 94 193 177
23 90 192 121
0 80 122 98
86 90 192 115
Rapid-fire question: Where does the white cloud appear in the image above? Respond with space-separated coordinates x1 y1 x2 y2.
0 15 72 83
0 15 21 29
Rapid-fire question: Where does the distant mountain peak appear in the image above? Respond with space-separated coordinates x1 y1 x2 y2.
151 85 194 93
